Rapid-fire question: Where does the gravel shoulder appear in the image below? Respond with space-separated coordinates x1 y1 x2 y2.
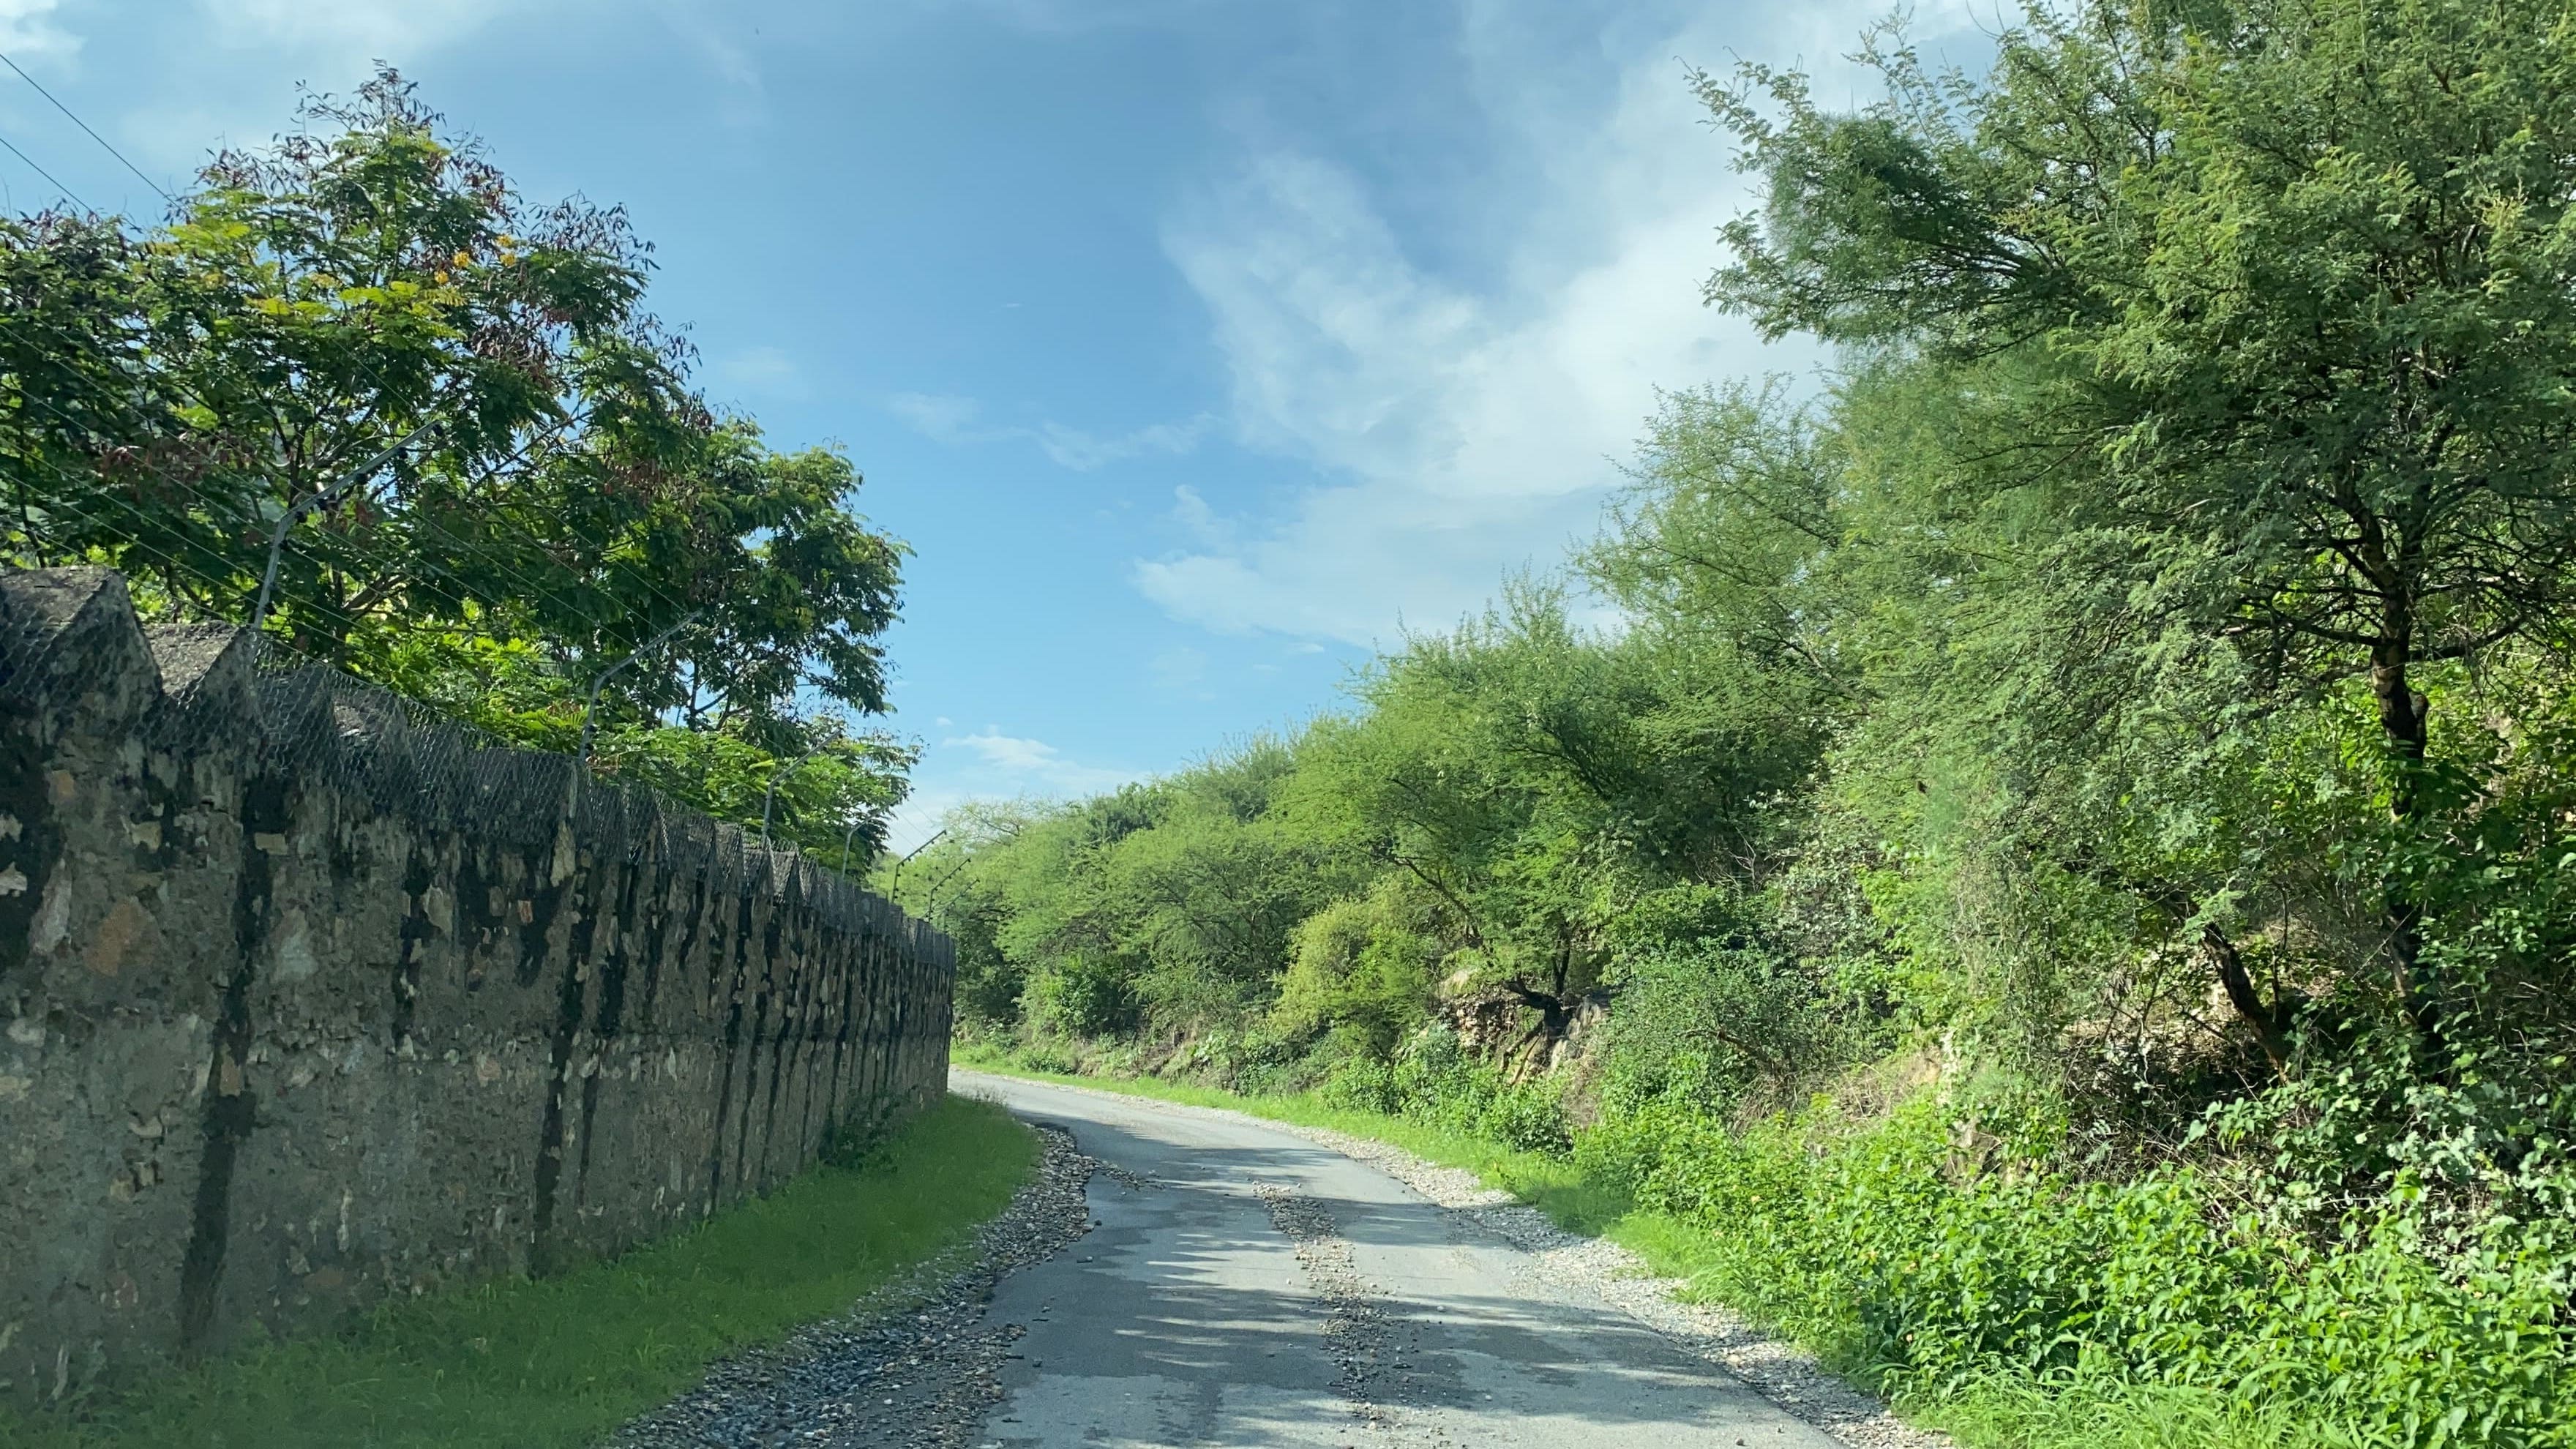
959 1071 1950 1449
610 1124 1096 1448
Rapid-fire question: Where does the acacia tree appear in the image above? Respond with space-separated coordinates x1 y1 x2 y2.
1708 0 2576 1053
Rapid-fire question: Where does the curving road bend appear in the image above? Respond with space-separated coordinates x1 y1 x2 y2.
952 1069 1846 1449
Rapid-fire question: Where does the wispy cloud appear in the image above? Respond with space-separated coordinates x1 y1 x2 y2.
882 724 1145 856
1149 645 1212 698
946 727 1137 795
651 0 763 96
1130 2 1944 645
0 0 77 59
195 0 518 56
887 391 1000 446
888 392 1213 473
111 0 755 173
102 0 540 173
1035 414 1214 471
936 0 1219 36
711 343 809 401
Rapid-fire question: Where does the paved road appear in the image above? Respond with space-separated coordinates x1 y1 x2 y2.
954 1070 1846 1449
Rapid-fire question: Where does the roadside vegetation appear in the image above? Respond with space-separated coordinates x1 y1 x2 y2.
917 3 2576 1445
0 1097 1033 1449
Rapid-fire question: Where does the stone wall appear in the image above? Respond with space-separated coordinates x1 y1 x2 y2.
0 569 955 1406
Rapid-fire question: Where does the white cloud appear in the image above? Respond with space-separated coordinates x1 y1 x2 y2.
946 727 1136 795
1150 645 1211 697
1034 413 1214 471
650 0 763 95
107 0 755 173
938 0 1216 35
91 0 537 174
888 392 1213 473
1169 484 1229 547
195 0 517 56
954 728 1058 773
882 724 1147 859
0 0 76 59
1132 3 1943 645
887 391 997 446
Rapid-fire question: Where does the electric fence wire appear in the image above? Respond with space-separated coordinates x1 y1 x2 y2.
203 307 823 816
0 309 655 658
0 125 83 213
0 179 719 671
296 178 724 638
0 411 776 880
0 340 613 812
0 332 471 640
0 86 714 648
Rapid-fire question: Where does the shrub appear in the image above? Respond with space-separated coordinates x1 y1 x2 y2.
1024 955 1137 1038
1318 1054 1401 1114
1381 1026 1574 1154
1587 1089 2576 1448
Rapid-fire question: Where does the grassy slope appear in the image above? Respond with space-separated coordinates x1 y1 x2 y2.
1 1095 1035 1449
953 1050 2360 1449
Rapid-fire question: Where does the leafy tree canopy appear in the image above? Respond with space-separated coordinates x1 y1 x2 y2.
0 70 913 859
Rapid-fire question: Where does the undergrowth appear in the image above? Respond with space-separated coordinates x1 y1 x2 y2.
0 1096 1036 1449
956 1044 2576 1449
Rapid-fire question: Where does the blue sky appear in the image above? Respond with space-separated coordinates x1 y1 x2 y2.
0 0 1975 850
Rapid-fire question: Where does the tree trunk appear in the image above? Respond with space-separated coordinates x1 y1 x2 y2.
2202 923 2294 1071
2370 626 2446 1060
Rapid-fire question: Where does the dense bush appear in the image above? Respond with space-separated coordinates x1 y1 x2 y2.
1591 1090 2576 1447
1316 1027 1574 1155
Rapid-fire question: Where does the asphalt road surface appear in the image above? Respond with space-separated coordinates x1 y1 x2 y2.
953 1069 1847 1449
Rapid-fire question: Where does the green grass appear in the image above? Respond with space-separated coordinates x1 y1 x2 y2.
954 1044 1625 1232
952 1050 2361 1449
1906 1377 2370 1449
1 1094 1036 1449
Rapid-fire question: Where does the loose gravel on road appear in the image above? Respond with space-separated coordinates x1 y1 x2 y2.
1262 1117 1952 1449
610 1126 1096 1449
983 1080 1952 1449
615 1080 1950 1448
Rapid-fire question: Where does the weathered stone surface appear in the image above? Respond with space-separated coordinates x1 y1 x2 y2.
0 569 955 1406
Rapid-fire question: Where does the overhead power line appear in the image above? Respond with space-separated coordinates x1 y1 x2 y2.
0 50 168 201
0 125 85 211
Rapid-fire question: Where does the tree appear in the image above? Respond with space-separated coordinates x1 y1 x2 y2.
1706 0 2576 1052
0 70 915 855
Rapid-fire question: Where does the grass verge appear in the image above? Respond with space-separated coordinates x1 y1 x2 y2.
952 1050 2362 1449
1 1093 1035 1449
